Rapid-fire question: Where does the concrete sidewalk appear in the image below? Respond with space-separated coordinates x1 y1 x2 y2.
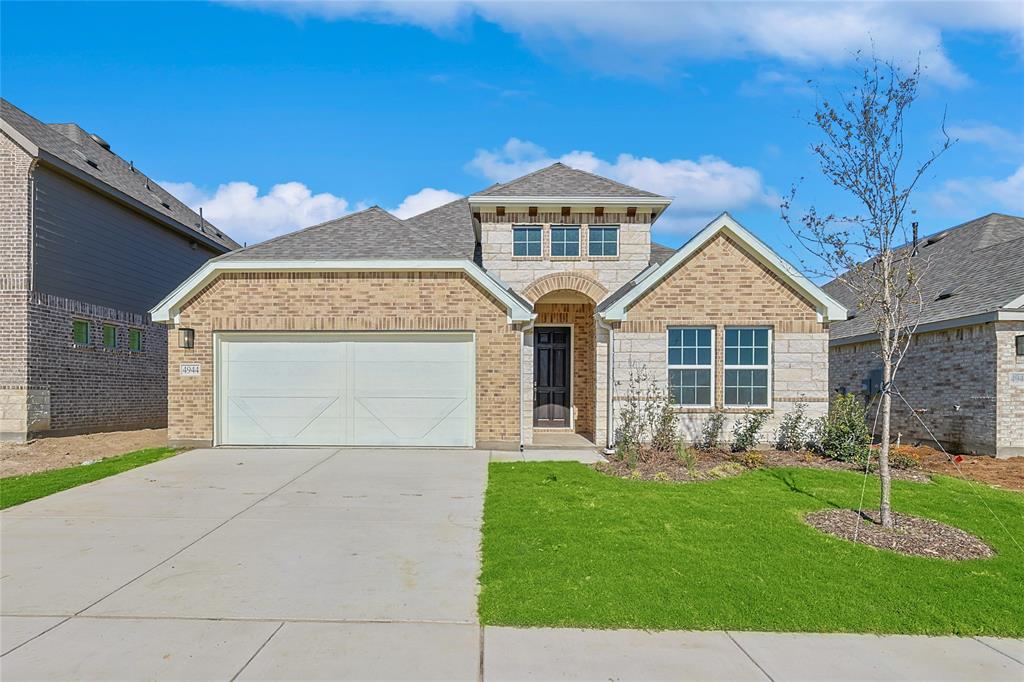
3 619 1021 681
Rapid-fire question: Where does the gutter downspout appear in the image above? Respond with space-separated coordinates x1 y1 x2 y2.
596 315 616 455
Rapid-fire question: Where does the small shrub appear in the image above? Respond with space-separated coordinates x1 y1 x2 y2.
676 441 699 477
889 446 921 470
614 363 679 465
731 411 770 452
734 451 765 469
776 402 812 451
697 411 725 451
653 471 671 482
707 462 744 479
822 394 871 463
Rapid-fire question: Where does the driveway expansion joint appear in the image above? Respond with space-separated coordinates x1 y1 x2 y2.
725 631 776 682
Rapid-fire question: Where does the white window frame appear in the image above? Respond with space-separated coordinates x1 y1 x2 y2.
723 326 772 408
550 225 581 257
512 224 543 257
667 326 715 407
588 225 620 257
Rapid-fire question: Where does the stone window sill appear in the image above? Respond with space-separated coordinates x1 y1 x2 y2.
512 256 545 261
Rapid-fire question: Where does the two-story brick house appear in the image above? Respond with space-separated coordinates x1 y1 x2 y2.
1 99 239 442
152 163 846 450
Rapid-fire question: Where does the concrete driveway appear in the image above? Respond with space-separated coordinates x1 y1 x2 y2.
3 446 1022 681
1 447 488 679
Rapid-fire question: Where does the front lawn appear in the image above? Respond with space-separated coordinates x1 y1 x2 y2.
479 462 1024 636
0 447 181 509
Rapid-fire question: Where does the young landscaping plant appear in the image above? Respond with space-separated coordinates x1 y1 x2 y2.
782 54 953 528
697 411 725 451
614 362 679 465
731 411 770 452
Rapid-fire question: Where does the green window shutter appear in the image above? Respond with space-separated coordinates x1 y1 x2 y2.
103 324 117 348
73 320 90 345
129 329 142 351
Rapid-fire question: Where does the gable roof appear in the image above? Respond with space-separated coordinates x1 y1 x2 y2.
826 213 1024 343
216 203 475 262
470 162 669 201
598 212 847 323
650 241 675 265
1 99 238 252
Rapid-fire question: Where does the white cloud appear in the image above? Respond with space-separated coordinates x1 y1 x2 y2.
467 138 778 233
932 164 1024 215
948 123 1024 153
160 180 352 245
162 179 464 245
236 1 1024 88
389 187 463 218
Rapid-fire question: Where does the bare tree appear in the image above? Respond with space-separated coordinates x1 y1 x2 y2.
782 54 953 528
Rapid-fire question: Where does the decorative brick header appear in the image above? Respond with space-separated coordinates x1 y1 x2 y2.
523 272 609 303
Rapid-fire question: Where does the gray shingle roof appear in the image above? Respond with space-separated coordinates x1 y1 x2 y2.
825 213 1024 341
217 205 473 261
1 99 238 251
650 241 676 265
474 162 666 199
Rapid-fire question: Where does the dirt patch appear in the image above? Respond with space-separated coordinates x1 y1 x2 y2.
902 445 1024 492
0 428 169 477
806 509 995 560
596 448 930 484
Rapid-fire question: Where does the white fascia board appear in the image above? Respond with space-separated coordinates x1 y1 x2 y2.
1 120 40 156
599 212 848 323
828 310 1024 347
1003 292 1024 309
467 195 673 207
149 259 534 324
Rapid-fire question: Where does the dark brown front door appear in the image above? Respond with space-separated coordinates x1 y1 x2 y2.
534 327 571 427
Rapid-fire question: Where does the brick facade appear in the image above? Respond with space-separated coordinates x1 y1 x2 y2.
0 132 34 440
611 233 830 445
534 301 597 441
830 320 1023 457
167 271 520 447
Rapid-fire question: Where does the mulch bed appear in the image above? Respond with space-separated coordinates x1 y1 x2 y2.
805 509 995 560
596 448 931 484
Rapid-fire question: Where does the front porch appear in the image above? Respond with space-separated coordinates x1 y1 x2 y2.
521 288 608 449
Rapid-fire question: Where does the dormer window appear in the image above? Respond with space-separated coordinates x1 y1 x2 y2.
551 226 580 257
588 226 619 257
513 225 542 257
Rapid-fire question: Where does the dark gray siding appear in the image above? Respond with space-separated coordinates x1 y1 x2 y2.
32 165 222 313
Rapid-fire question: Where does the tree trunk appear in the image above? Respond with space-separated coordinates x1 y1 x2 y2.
878 358 894 529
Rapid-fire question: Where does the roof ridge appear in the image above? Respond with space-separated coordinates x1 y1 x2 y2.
217 205 385 258
471 162 556 195
558 162 667 198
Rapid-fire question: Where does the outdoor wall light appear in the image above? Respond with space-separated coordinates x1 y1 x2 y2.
179 328 195 349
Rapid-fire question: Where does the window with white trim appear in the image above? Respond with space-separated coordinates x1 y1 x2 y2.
667 327 713 406
588 226 619 256
551 226 580 257
724 327 770 407
512 226 542 256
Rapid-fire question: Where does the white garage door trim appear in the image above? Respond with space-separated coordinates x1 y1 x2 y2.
213 331 476 447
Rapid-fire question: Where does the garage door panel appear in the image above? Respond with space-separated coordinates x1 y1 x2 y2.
218 333 474 447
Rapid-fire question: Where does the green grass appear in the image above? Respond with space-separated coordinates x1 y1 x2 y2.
479 463 1024 636
0 447 181 509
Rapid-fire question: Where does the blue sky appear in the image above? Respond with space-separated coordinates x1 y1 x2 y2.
3 1 1022 260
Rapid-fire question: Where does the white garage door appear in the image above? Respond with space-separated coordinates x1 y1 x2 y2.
216 333 475 447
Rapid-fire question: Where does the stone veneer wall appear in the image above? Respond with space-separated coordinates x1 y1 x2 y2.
995 321 1024 456
0 131 34 440
611 233 830 445
534 302 597 440
168 271 520 447
479 211 653 295
829 323 998 455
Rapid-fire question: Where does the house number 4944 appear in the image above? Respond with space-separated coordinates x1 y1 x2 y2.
180 363 201 377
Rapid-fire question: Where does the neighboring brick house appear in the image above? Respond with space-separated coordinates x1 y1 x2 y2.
152 163 846 449
0 99 239 442
826 213 1024 458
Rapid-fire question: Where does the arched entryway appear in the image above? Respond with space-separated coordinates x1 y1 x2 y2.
531 288 598 443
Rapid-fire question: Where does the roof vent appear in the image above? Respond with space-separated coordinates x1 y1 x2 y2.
72 149 99 169
89 133 111 151
935 284 966 301
924 232 948 246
